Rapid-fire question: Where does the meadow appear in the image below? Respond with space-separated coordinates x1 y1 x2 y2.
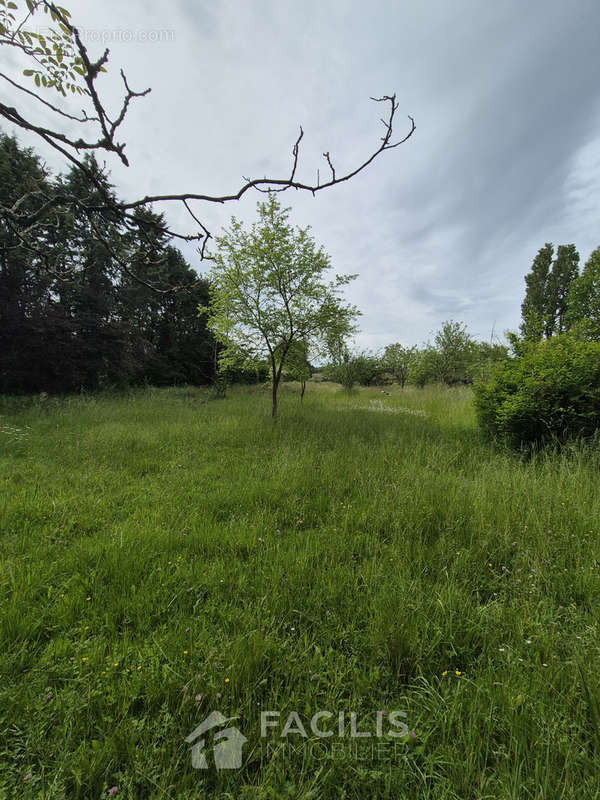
1 382 599 799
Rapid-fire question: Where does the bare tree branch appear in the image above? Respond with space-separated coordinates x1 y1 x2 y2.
0 2 416 291
322 151 335 182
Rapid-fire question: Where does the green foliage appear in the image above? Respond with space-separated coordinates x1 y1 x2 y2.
202 193 359 415
382 343 416 387
408 324 508 388
433 320 477 385
409 345 440 388
0 1 90 96
278 339 310 382
520 243 554 340
474 334 600 448
0 133 215 392
349 352 383 386
520 243 580 340
565 246 600 341
325 346 382 389
547 244 580 335
470 340 510 382
277 339 311 401
325 342 358 390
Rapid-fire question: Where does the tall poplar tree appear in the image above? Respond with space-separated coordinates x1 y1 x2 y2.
565 247 600 341
520 243 554 340
520 243 579 340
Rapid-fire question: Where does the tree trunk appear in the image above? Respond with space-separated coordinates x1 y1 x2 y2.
271 377 277 417
300 380 306 401
271 358 280 418
271 351 287 417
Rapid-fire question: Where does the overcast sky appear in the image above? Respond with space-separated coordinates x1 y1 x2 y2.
4 0 600 349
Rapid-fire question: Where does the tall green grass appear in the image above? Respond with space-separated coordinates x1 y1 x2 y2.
1 383 599 799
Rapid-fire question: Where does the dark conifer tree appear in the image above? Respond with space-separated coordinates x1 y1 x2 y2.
0 133 216 393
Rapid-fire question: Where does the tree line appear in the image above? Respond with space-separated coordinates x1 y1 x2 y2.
0 131 218 393
323 242 600 396
322 323 508 390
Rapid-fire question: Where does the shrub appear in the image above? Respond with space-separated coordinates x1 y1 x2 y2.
473 334 600 448
326 351 383 389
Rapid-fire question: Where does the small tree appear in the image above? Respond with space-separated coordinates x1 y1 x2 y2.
382 343 417 388
434 320 477 385
202 194 358 416
326 340 355 391
410 346 439 388
325 340 383 390
351 352 385 386
278 339 311 400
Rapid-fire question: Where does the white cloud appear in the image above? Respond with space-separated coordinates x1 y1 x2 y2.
3 0 600 346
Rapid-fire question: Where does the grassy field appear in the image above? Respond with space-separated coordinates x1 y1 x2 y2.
1 382 600 799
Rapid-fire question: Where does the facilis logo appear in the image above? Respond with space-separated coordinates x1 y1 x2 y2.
185 711 247 771
187 709 411 771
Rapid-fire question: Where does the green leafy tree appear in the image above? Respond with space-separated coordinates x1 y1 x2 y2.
326 344 361 391
565 246 600 341
433 320 476 385
118 240 214 386
410 334 507 388
520 243 554 340
0 131 60 391
546 244 580 335
325 347 382 388
520 243 580 340
410 346 439 388
346 352 382 386
53 155 125 389
1 132 217 392
202 194 359 416
382 343 416 388
278 338 311 400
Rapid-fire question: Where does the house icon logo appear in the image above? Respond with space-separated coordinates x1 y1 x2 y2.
185 711 248 771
